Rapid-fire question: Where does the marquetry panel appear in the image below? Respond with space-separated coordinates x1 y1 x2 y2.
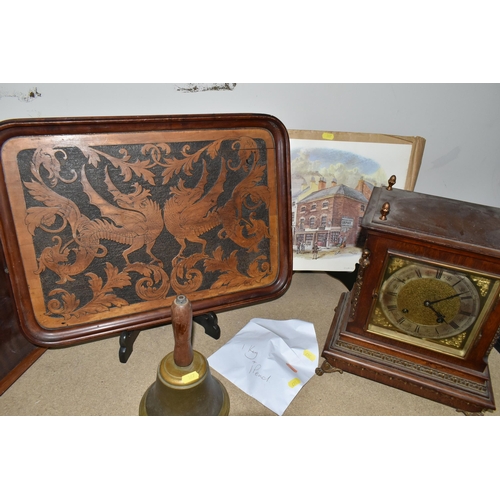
0 114 291 346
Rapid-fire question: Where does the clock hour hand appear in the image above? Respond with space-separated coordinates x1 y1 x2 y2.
423 301 447 324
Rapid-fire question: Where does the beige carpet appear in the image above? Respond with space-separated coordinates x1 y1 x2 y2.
1 271 499 416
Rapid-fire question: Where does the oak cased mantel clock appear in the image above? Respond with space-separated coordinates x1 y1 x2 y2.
317 181 500 413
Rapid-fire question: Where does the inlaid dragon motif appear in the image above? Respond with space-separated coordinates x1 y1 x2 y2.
163 157 229 264
79 164 164 267
27 154 164 285
163 138 270 263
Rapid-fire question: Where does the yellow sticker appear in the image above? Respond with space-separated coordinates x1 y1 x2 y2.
182 371 199 383
322 132 334 140
288 378 301 388
303 349 316 361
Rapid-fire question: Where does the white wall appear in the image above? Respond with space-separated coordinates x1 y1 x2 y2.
1 83 499 207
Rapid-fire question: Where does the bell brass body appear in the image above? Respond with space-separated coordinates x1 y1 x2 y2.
139 350 230 416
139 294 229 416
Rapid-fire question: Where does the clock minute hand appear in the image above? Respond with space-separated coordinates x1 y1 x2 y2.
427 292 466 305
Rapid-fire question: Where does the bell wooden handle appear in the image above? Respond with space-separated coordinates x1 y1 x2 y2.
172 295 194 367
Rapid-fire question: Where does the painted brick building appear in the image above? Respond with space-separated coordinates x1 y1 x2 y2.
294 177 373 250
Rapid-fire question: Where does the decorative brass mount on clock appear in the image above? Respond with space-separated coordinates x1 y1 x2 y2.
317 176 500 414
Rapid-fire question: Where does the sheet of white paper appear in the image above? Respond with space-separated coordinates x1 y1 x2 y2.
208 318 319 415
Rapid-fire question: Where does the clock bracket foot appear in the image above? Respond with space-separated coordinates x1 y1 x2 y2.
316 360 343 376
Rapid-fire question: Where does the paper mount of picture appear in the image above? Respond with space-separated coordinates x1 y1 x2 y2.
289 129 425 272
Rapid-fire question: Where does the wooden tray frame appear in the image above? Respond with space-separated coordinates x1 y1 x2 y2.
0 114 292 347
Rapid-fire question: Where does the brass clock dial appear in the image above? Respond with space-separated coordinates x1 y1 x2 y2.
379 262 480 339
368 255 499 358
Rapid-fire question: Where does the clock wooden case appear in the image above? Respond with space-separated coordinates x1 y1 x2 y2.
318 182 500 413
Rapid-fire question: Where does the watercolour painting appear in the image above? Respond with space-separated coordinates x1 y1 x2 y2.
289 130 425 272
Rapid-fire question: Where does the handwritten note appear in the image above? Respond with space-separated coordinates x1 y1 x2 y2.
208 318 319 415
